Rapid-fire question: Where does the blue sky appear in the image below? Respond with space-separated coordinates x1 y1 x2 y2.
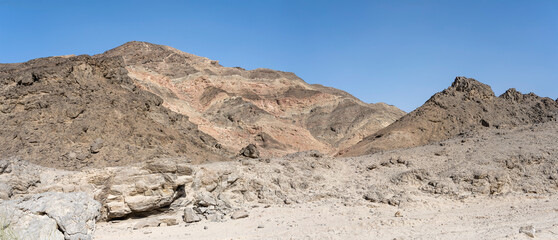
1 0 556 112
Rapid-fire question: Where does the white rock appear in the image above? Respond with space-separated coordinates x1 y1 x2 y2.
0 192 101 240
183 207 201 223
519 225 535 238
231 209 249 219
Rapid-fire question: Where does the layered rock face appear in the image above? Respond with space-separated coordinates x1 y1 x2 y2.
339 77 558 156
0 54 228 170
96 41 405 157
0 157 194 220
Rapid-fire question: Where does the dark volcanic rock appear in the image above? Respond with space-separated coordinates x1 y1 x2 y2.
239 144 260 158
340 76 558 156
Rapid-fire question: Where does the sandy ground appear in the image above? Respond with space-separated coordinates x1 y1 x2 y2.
94 194 558 240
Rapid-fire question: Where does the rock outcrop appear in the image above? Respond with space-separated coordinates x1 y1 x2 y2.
102 159 193 219
339 77 558 156
0 192 101 240
0 157 194 220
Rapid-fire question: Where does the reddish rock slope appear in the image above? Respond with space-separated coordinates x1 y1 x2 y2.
97 41 405 156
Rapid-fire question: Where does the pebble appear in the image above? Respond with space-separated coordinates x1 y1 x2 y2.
231 209 249 219
519 225 535 238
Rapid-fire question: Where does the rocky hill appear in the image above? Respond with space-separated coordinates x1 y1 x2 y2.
96 41 405 157
0 41 404 170
0 54 228 170
339 76 558 156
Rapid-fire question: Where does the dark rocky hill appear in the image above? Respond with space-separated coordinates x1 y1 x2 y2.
0 54 228 170
339 76 558 156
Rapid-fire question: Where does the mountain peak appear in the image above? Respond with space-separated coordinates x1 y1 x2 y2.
450 76 495 99
500 88 524 102
101 41 167 54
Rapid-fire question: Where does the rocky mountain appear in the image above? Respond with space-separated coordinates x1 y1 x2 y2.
95 41 405 157
0 54 228 170
0 41 404 170
339 76 558 156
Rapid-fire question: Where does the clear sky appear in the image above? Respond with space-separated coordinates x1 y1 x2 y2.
1 0 556 112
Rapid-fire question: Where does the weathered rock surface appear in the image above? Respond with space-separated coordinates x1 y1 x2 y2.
340 77 558 156
97 41 405 157
0 53 229 170
0 192 101 240
0 158 194 220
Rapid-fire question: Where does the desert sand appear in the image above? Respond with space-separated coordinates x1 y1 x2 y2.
94 195 558 240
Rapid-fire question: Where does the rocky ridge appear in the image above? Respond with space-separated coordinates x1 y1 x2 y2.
340 76 558 156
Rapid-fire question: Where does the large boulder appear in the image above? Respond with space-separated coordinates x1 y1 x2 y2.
0 192 101 240
1 157 195 220
102 159 193 219
239 144 260 158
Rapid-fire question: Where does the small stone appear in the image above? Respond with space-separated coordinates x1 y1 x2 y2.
231 209 249 219
176 164 193 175
519 225 535 238
0 180 15 197
227 174 239 184
133 219 159 230
183 207 201 223
17 72 37 86
284 198 293 205
257 225 265 229
480 119 490 127
90 138 104 153
0 160 11 174
394 211 403 217
204 226 208 230
158 218 179 226
196 191 217 207
207 212 224 222
76 152 89 161
366 164 378 170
